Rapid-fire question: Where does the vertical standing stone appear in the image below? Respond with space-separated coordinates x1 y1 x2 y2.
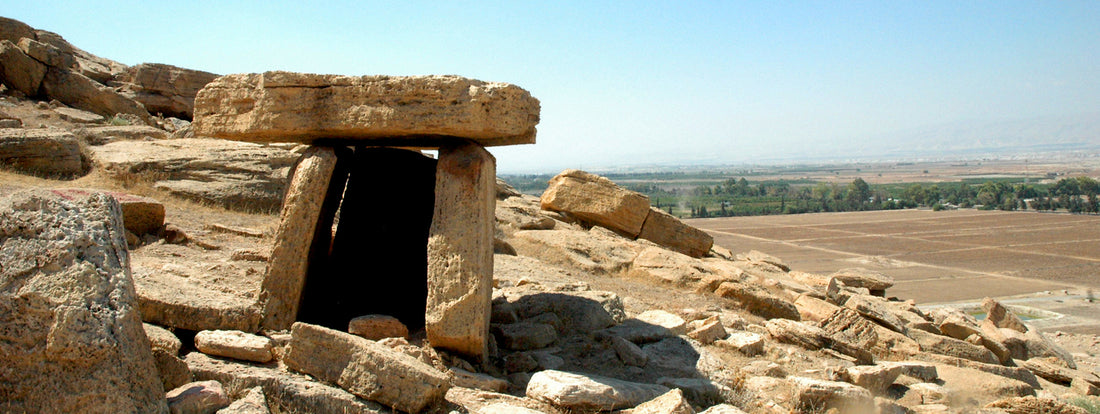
426 140 495 361
260 146 338 330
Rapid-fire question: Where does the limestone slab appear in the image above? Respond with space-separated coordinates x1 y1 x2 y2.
638 207 713 258
193 71 540 146
260 147 338 330
284 322 450 413
195 330 274 363
0 128 82 176
540 169 651 237
426 141 495 360
526 370 669 411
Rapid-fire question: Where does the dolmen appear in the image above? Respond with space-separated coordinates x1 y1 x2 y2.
193 72 540 362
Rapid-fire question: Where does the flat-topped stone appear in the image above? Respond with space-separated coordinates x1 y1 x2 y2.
193 71 540 146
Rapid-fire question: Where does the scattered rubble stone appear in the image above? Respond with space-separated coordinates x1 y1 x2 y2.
195 330 274 363
526 369 670 411
167 380 231 414
347 314 409 340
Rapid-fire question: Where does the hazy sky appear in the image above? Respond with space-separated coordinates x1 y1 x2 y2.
6 1 1099 173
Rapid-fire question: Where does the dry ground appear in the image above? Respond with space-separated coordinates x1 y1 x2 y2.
688 209 1100 334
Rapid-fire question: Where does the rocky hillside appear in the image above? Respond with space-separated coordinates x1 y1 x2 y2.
2 15 1100 414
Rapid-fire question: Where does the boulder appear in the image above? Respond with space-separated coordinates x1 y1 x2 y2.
715 281 800 320
167 380 231 414
0 190 167 413
0 16 36 44
31 29 128 84
76 124 168 145
716 332 765 356
879 361 939 382
193 71 540 146
194 330 274 363
145 323 183 355
629 246 713 286
426 141 496 360
787 377 875 413
53 106 104 123
114 63 219 119
637 207 713 258
134 270 262 332
765 319 873 365
981 297 1028 333
215 386 268 414
737 250 790 272
1018 357 1082 386
17 35 75 69
843 294 907 333
829 268 895 294
449 368 509 393
984 396 1088 414
91 138 298 213
503 288 625 334
348 314 409 340
0 128 82 176
908 329 999 364
40 67 152 122
846 364 904 395
794 294 840 323
284 322 450 413
496 322 557 350
980 318 1029 360
609 335 649 367
686 315 728 345
0 39 47 96
540 169 651 237
185 352 389 414
525 370 669 411
510 227 642 275
631 388 695 414
49 189 165 235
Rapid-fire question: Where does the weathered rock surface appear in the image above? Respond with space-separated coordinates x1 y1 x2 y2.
0 128 82 176
794 294 840 323
216 386 269 414
715 281 800 320
41 67 153 121
53 106 104 123
982 297 1028 333
526 369 670 411
788 377 874 412
629 246 714 286
91 138 298 212
984 396 1088 414
114 63 219 119
185 352 389 414
193 71 540 146
0 190 167 413
637 207 713 258
846 364 904 395
843 294 907 333
717 332 765 356
348 314 410 340
0 39 47 96
153 349 194 391
829 268 895 293
687 314 728 344
145 323 183 355
76 124 169 145
510 227 642 275
540 169 652 237
426 141 496 360
195 330 274 363
134 270 262 332
167 380 231 414
909 329 999 364
50 188 165 235
935 364 1036 404
284 322 450 413
631 388 695 414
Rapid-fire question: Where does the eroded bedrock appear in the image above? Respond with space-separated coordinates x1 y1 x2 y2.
192 71 541 146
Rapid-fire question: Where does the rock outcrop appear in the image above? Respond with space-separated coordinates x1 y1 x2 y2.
0 128 82 176
113 63 219 119
0 190 167 413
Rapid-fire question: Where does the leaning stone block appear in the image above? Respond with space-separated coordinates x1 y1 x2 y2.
638 207 713 258
193 71 540 146
284 322 450 413
540 169 651 237
260 147 338 330
426 140 495 360
195 330 274 363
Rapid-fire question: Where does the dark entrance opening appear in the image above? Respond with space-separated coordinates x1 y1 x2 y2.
296 147 437 333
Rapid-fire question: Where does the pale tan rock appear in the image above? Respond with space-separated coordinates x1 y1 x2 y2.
909 329 999 365
114 63 218 119
0 39 47 96
629 246 713 286
846 364 905 395
450 367 509 392
526 370 669 411
1071 377 1100 396
636 309 688 335
215 386 269 414
844 294 907 333
934 364 1036 404
1019 357 1081 385
982 297 1028 333
638 207 713 258
0 128 82 176
426 141 495 360
152 349 193 391
879 361 939 382
40 67 153 122
53 106 105 123
195 330 274 363
738 250 790 272
184 352 389 414
17 36 74 69
260 147 338 330
285 322 450 413
715 281 800 320
0 190 168 413
510 227 642 275
194 72 539 146
540 169 651 237
144 323 182 355
687 315 728 344
830 268 895 293
348 314 409 340
788 377 875 413
50 188 166 235
76 124 168 145
698 404 749 414
610 335 649 367
716 332 765 356
631 388 696 414
794 294 840 323
167 381 231 414
135 271 262 332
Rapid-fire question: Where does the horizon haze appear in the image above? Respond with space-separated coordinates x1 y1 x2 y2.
5 1 1098 173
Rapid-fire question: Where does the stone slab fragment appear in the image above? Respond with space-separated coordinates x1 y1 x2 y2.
193 71 540 146
260 147 338 330
638 207 713 258
540 169 651 237
195 330 274 363
134 270 261 332
167 380 230 414
348 314 410 340
0 190 167 413
526 369 669 411
0 39 47 96
284 322 450 413
426 141 495 360
184 352 389 414
0 128 82 176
